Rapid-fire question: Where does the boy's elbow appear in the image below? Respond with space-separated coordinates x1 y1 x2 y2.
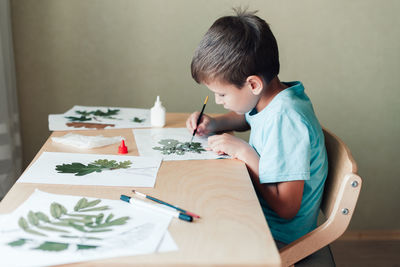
275 205 301 220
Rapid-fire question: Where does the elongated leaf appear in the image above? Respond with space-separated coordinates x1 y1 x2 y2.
37 225 70 233
50 203 62 219
88 216 130 228
77 244 98 250
95 213 104 224
8 238 29 247
68 222 87 232
105 213 114 223
25 228 47 237
35 241 69 252
35 212 50 222
85 199 101 209
74 198 88 211
79 206 109 212
27 211 39 226
18 217 29 230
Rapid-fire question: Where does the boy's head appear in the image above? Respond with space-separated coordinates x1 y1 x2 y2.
191 8 280 89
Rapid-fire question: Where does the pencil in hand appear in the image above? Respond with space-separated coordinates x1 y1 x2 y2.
190 95 209 143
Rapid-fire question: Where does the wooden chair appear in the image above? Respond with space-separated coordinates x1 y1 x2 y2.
279 127 362 266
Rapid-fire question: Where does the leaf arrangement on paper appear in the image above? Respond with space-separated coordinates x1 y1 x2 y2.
65 109 121 122
7 197 129 252
55 159 132 176
153 139 206 155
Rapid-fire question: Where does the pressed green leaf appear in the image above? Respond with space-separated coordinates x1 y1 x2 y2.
50 203 62 219
18 217 29 230
106 216 130 226
68 222 87 232
74 198 88 211
95 213 104 224
132 117 145 123
25 228 47 237
35 212 50 223
85 199 101 209
37 225 70 233
8 238 29 247
90 216 130 228
116 160 132 169
35 241 69 252
77 244 98 250
65 115 91 122
27 211 39 226
79 206 109 212
105 213 114 223
56 160 132 176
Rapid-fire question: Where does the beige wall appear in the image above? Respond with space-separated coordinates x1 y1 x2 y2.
10 0 400 230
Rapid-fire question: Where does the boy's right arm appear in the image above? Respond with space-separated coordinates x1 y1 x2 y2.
186 111 250 136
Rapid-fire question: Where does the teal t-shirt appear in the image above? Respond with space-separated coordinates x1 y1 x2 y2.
245 81 328 244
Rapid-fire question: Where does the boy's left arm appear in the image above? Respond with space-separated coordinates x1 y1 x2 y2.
208 133 304 220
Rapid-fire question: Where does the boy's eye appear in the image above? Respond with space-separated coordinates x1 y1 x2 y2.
218 94 225 97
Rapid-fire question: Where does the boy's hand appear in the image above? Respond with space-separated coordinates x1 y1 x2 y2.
207 133 255 161
186 112 216 136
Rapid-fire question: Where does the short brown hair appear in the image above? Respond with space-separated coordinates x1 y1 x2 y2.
191 8 280 88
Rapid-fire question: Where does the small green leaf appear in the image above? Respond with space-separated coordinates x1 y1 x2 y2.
105 213 114 223
50 203 62 219
95 213 104 224
35 212 50 223
74 198 88 211
77 244 98 250
27 211 39 226
8 238 29 247
133 117 145 123
65 115 92 122
79 206 109 212
18 217 29 230
35 241 69 251
37 225 70 233
85 199 101 209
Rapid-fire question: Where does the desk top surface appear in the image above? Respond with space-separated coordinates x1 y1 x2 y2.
0 113 281 266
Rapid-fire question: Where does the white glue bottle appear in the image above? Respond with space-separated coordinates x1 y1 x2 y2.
150 96 166 127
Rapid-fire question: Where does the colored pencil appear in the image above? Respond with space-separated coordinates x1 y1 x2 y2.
132 190 201 219
120 195 193 222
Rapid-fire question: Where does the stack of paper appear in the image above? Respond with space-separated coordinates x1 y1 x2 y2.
49 105 151 131
0 190 178 267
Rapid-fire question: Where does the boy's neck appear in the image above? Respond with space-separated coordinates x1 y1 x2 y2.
255 77 288 112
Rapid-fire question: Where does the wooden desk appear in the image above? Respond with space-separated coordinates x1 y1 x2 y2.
0 113 281 266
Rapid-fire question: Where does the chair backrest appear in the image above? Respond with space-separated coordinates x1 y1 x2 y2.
320 128 359 218
279 127 362 266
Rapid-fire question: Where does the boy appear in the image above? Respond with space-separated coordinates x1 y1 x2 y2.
186 9 328 245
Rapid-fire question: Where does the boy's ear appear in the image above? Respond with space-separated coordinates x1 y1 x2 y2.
246 75 264 95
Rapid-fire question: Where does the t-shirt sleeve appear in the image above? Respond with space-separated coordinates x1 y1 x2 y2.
259 112 311 184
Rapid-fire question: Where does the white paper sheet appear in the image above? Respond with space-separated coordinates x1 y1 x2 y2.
133 128 229 161
18 152 162 187
0 190 175 267
49 105 151 131
51 133 124 149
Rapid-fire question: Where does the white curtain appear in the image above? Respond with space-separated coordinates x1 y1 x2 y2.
0 0 22 199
